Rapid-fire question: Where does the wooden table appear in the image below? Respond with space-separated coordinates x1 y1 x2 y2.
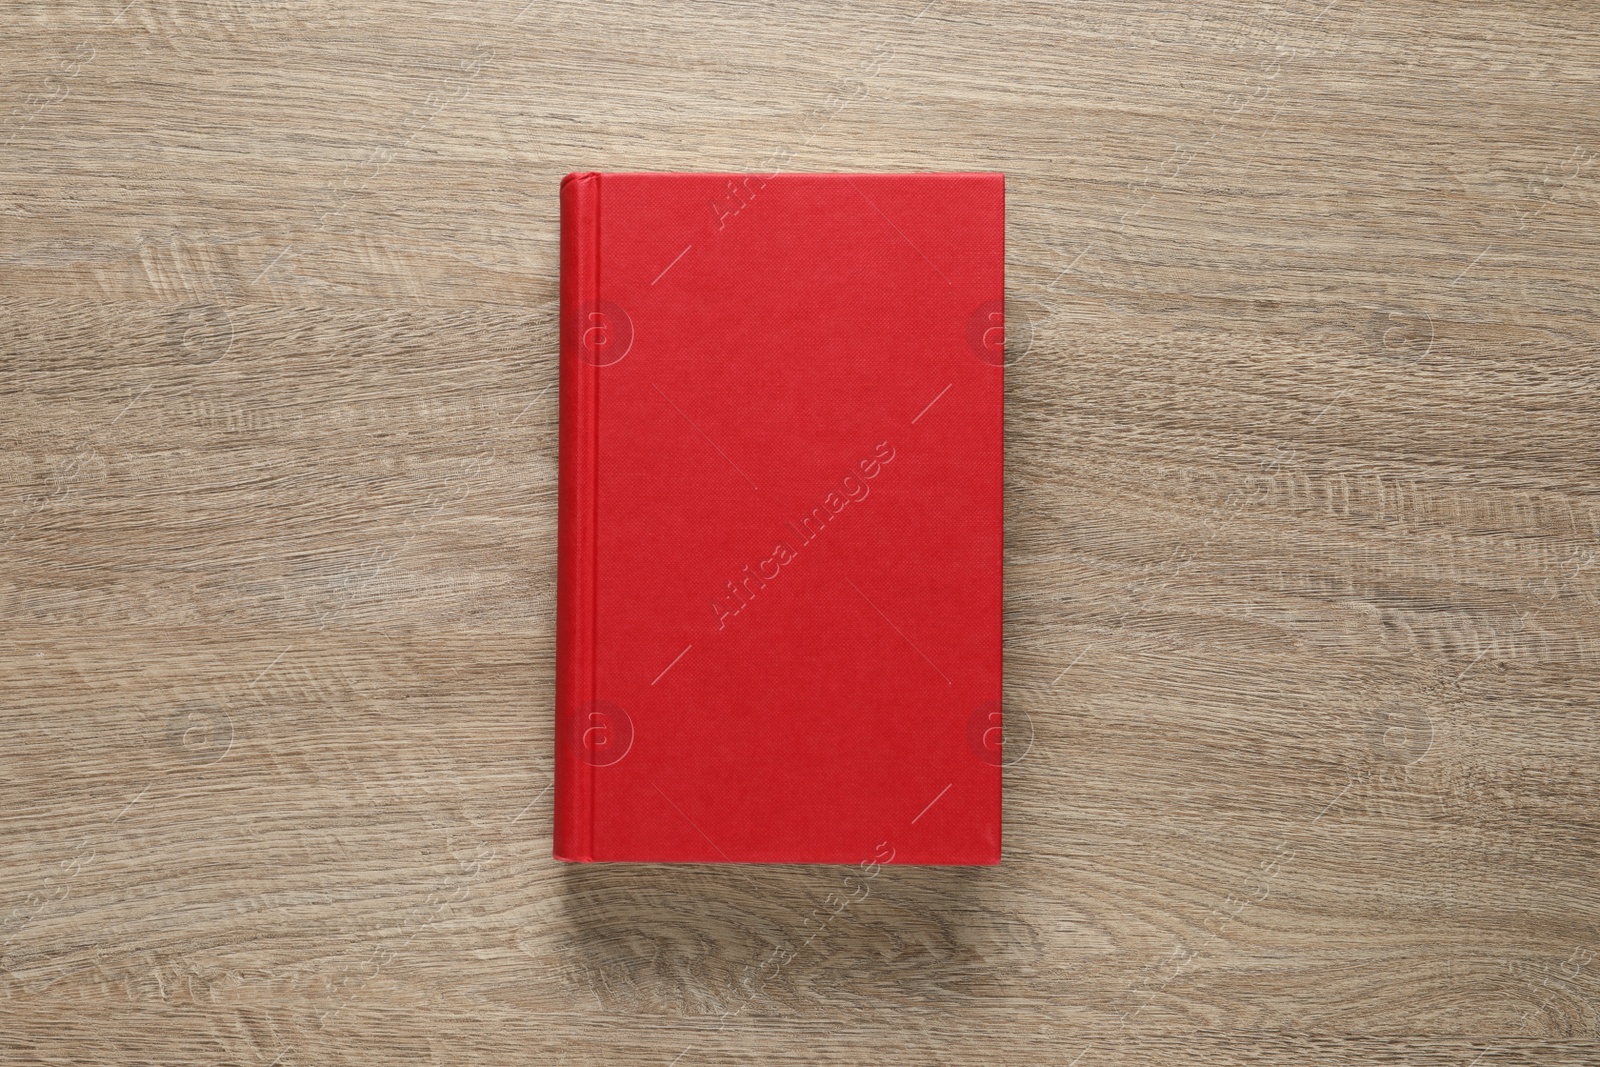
4 2 1597 1063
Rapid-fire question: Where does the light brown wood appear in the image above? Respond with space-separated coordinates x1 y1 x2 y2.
3 1 1598 1063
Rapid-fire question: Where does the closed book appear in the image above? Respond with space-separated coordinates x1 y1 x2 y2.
556 171 1005 864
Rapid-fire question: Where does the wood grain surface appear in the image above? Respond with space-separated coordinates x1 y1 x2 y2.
4 1 1599 1063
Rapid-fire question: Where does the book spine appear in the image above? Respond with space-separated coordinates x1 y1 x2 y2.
554 172 600 861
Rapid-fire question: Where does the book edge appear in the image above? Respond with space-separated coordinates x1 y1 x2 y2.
554 172 601 862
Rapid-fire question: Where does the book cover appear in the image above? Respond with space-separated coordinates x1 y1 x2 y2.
556 172 1005 864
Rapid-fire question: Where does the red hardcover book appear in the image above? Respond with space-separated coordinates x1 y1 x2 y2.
556 172 1004 864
